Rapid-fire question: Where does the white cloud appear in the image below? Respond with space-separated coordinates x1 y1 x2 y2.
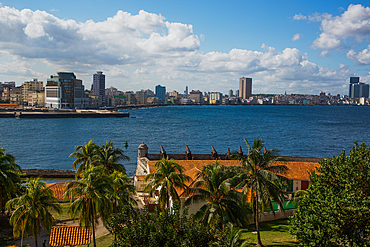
0 5 355 94
134 68 149 74
293 13 306 20
292 33 301 41
309 4 370 55
347 45 370 65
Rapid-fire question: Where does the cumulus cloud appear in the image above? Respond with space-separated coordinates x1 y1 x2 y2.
308 4 370 55
0 5 354 94
347 45 370 65
293 13 306 20
0 6 199 67
292 33 301 41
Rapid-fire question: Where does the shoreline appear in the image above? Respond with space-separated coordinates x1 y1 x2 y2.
22 169 76 178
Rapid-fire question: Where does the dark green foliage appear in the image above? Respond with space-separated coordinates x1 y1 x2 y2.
289 142 370 246
106 203 233 247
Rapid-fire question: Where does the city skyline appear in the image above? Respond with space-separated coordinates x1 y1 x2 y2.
0 1 369 96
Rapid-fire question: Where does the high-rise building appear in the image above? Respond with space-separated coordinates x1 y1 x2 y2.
229 90 233 97
45 72 84 109
155 85 166 101
136 90 148 104
93 71 105 96
239 77 252 100
348 77 369 98
184 86 188 96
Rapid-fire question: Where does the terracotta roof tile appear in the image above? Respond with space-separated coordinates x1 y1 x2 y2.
46 182 68 200
49 226 91 246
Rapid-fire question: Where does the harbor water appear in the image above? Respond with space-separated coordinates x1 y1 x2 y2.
1 105 370 177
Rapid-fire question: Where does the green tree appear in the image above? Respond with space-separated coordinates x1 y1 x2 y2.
69 140 98 178
0 147 22 212
289 142 370 246
63 165 114 247
144 157 190 209
106 202 226 247
95 141 130 174
185 161 251 228
5 177 61 247
110 170 137 213
231 138 288 247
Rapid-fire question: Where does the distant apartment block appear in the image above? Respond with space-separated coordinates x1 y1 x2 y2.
155 85 166 101
135 91 148 105
189 90 203 103
93 71 105 106
348 77 369 98
45 72 84 109
239 77 252 100
209 92 223 104
22 79 43 105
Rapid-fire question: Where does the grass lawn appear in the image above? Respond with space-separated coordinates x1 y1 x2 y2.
51 203 71 221
242 219 299 247
77 234 114 247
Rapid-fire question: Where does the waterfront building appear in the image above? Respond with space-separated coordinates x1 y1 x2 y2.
10 86 23 105
229 89 233 97
45 72 84 109
136 91 148 105
169 90 179 99
22 79 43 105
348 77 369 99
239 77 252 100
124 91 136 105
189 90 203 103
134 143 321 215
27 91 45 107
184 86 188 96
209 92 223 104
93 71 105 97
93 71 105 106
155 85 166 101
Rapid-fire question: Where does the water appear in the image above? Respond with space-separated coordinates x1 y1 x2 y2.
1 105 370 177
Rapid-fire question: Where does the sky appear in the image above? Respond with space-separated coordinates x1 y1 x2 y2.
0 0 369 96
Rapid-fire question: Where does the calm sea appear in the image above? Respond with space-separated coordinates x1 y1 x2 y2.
1 105 370 177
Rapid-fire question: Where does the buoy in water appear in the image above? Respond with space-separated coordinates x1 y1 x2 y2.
124 140 128 147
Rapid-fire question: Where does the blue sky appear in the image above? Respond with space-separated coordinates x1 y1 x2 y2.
0 0 369 95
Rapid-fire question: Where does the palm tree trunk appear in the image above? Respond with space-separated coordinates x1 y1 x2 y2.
0 184 3 212
255 191 263 247
21 228 24 247
91 202 96 247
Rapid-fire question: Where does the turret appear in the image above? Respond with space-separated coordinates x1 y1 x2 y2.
138 142 148 158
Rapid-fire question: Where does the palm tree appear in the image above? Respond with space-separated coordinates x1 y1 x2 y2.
5 177 61 247
0 147 21 212
144 157 190 209
185 162 250 228
95 141 130 174
231 138 288 247
69 140 98 178
110 170 137 213
63 165 114 247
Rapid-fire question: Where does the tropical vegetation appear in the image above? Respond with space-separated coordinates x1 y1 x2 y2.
106 202 249 247
231 138 288 247
64 165 114 247
69 140 130 177
5 177 61 247
289 142 370 246
0 147 22 212
185 161 251 228
144 157 190 209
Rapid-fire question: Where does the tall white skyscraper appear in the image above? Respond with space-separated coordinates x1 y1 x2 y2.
93 71 105 97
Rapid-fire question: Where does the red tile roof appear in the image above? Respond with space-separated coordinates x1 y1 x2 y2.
49 226 91 246
46 182 68 200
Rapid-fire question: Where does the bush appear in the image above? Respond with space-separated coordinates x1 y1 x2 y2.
289 143 370 246
106 203 232 247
